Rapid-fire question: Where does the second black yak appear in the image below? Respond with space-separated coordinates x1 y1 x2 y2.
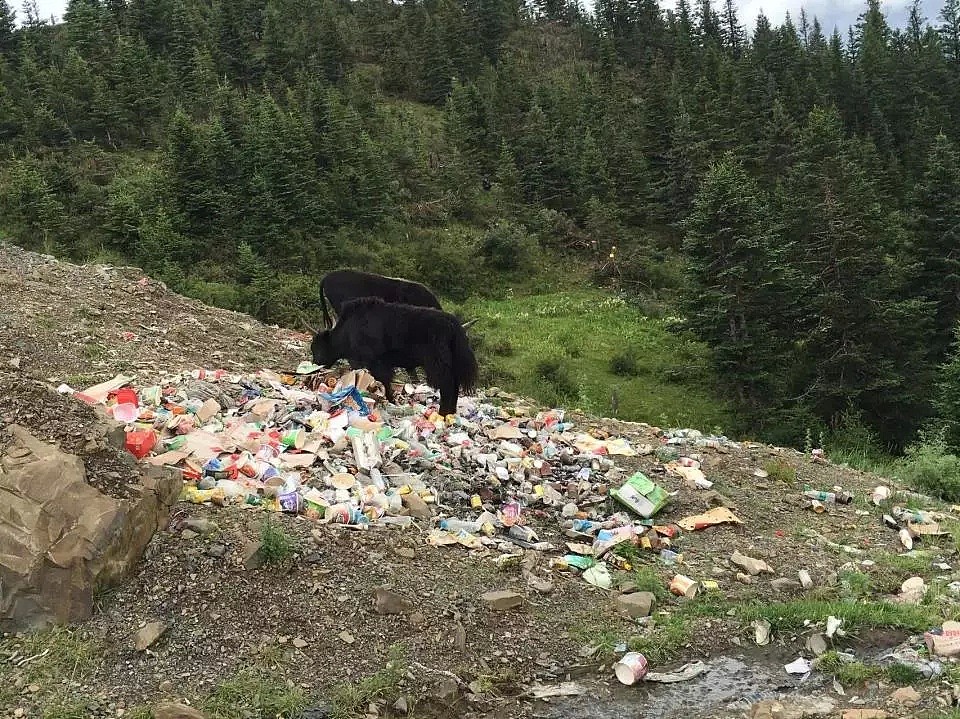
319 269 442 328
310 297 478 417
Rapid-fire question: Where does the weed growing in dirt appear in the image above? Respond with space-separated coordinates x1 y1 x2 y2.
37 698 93 719
838 570 874 600
738 599 934 633
202 667 307 718
630 567 669 601
329 644 408 719
762 459 796 483
260 517 297 564
627 614 691 663
886 663 926 685
815 652 886 687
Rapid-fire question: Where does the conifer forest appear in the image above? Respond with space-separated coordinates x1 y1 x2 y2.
5 0 960 453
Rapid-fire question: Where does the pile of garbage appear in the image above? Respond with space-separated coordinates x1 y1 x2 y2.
63 365 749 593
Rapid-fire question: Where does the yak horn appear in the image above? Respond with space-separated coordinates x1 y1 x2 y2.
461 318 479 329
299 311 320 335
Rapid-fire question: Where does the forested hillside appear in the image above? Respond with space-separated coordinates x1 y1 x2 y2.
4 0 960 453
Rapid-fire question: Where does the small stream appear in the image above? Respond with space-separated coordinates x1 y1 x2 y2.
532 635 903 719
534 655 822 718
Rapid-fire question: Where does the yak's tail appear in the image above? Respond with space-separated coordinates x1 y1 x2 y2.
452 324 479 394
320 285 334 329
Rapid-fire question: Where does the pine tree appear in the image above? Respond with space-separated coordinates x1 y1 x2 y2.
909 133 960 360
720 0 744 56
444 79 493 174
0 0 16 57
779 106 935 445
683 156 783 414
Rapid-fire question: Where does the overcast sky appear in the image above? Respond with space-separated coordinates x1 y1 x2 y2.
24 0 943 37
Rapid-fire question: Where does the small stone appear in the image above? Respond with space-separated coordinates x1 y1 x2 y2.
206 543 227 558
481 590 524 611
293 638 308 649
183 518 218 535
153 703 206 719
392 696 409 714
15 709 25 718
434 678 460 706
243 541 265 570
736 572 753 584
134 621 168 651
401 492 433 519
841 711 889 719
806 633 828 656
897 576 927 605
527 578 554 595
373 587 412 615
9 357 21 369
181 529 199 541
311 529 325 546
615 591 656 618
338 630 355 644
890 686 921 707
618 581 638 594
394 546 416 559
408 612 426 627
770 578 802 593
731 551 774 576
798 569 814 589
159 680 174 693
27 684 39 693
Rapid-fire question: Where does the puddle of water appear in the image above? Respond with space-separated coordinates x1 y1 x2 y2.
534 653 829 719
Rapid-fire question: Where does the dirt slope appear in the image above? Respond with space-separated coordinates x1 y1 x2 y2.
1 242 957 719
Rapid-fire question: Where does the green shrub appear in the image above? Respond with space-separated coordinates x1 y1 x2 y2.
260 517 297 565
897 430 960 501
534 358 578 404
763 458 796 483
610 348 639 376
480 221 536 272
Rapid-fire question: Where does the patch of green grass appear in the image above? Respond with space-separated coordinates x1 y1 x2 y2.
42 698 98 719
202 667 307 719
629 566 670 602
329 645 407 719
838 570 875 600
2 626 103 682
762 458 797 483
737 599 936 633
627 613 691 663
82 341 107 361
817 654 883 686
453 291 729 428
259 516 297 565
886 663 926 685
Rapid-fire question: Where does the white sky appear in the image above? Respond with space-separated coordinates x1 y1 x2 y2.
25 0 940 37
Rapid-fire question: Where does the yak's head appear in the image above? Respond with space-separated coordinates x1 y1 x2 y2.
310 330 336 368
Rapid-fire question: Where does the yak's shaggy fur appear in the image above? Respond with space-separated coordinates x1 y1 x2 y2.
311 297 478 416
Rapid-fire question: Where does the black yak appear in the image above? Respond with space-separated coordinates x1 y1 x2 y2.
319 269 443 329
310 297 479 417
313 269 476 383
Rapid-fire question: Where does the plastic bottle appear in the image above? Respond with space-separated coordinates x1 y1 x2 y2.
439 518 481 534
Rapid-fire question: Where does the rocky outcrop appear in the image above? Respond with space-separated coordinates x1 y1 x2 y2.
0 424 181 631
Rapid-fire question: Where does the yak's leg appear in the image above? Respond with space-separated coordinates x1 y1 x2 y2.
369 364 396 405
437 382 459 416
424 357 458 416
